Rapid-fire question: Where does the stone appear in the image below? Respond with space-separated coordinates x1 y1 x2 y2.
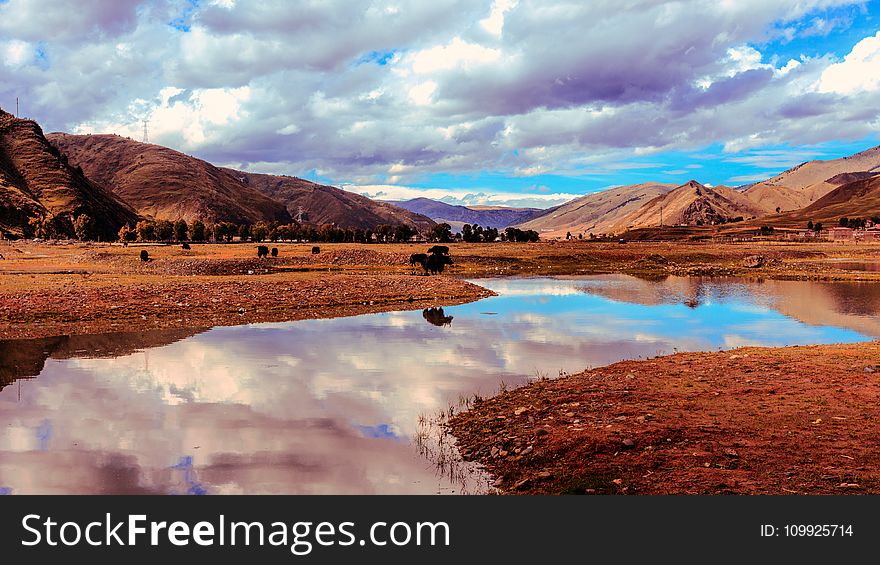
621 439 635 449
742 255 765 268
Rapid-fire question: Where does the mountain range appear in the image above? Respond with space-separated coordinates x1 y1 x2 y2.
391 197 541 230
511 147 880 237
3 105 879 240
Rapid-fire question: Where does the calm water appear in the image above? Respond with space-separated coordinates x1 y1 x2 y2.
1 275 879 495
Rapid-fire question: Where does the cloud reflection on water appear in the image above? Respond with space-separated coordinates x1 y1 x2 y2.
0 275 876 494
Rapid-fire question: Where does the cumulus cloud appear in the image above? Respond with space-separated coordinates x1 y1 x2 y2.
1 0 878 203
817 30 880 94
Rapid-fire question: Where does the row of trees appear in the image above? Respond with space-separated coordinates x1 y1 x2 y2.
115 218 543 244
116 219 425 244
838 216 880 229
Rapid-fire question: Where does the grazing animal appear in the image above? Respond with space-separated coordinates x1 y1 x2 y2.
257 245 269 258
425 253 453 275
312 246 321 254
139 250 149 262
423 307 453 327
181 243 191 250
271 247 278 257
409 253 428 267
427 245 449 255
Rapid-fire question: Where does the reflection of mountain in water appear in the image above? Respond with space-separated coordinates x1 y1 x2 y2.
0 328 207 391
576 275 880 337
423 307 454 327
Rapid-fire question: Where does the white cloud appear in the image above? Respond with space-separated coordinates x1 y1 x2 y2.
817 30 880 94
479 0 517 36
407 81 437 105
407 37 501 74
349 184 577 208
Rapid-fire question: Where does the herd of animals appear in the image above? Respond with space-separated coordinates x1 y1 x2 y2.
409 245 453 275
136 243 455 276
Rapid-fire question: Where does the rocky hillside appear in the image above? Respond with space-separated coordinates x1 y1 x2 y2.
516 183 676 237
47 133 292 225
768 174 880 227
226 170 435 231
0 109 137 239
743 145 880 213
615 180 765 230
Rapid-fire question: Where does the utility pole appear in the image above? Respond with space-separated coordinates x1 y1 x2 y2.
16 97 19 118
142 119 149 143
660 206 663 227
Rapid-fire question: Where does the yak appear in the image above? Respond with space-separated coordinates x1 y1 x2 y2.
427 245 449 255
312 246 321 254
410 253 428 267
139 250 149 262
423 307 454 327
257 245 269 258
425 253 453 275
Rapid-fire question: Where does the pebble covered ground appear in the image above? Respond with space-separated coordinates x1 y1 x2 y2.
450 343 880 495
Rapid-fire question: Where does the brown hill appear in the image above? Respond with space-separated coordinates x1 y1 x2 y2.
516 183 676 237
47 133 292 225
769 174 880 227
614 180 765 231
743 146 880 213
224 169 435 231
0 109 137 239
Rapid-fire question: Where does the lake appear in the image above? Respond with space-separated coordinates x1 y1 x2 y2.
1 275 879 495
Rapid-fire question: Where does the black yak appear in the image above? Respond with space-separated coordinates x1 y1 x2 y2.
257 245 269 258
312 246 321 254
423 307 454 327
181 243 191 250
426 253 453 275
139 250 149 262
409 253 428 267
271 247 278 257
427 245 449 255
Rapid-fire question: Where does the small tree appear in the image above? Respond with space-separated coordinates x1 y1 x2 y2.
73 214 95 241
155 220 174 241
190 220 206 242
174 219 188 242
430 223 452 243
118 225 135 243
251 222 269 242
394 224 416 242
238 224 251 241
136 220 156 242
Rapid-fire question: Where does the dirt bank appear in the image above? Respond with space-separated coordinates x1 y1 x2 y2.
449 342 880 495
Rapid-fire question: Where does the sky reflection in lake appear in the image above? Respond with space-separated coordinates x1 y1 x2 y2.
0 275 877 494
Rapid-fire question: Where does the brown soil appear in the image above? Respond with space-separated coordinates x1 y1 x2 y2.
1 239 879 339
449 343 880 495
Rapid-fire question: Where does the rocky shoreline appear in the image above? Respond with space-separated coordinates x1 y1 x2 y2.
448 342 880 494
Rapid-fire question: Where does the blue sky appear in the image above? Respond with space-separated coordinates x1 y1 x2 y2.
2 1 880 207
